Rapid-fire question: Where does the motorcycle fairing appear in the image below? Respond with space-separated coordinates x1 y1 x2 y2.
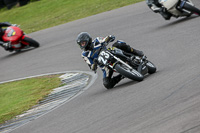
2 26 23 44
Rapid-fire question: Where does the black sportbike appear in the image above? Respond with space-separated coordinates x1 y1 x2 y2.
95 43 156 81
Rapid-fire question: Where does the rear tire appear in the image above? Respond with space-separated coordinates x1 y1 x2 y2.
114 63 144 81
23 37 40 48
183 2 200 15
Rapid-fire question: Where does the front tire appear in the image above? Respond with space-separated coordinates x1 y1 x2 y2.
23 37 40 48
114 63 144 81
183 2 200 15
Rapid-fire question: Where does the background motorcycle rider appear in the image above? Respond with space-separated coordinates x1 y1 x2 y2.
76 32 144 89
0 22 16 51
146 0 172 20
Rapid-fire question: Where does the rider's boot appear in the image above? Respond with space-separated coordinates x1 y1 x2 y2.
113 74 124 84
159 8 172 20
103 74 125 89
7 48 14 52
113 41 143 57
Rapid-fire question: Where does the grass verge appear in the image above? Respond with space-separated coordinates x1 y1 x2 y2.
0 74 62 124
0 0 144 33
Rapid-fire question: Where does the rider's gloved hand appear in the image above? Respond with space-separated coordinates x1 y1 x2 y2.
105 35 115 43
91 58 98 72
2 42 11 50
108 35 115 42
91 64 97 72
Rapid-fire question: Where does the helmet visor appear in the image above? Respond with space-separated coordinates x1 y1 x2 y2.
80 41 87 47
78 40 88 50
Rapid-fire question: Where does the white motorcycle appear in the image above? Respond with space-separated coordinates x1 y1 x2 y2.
159 0 200 18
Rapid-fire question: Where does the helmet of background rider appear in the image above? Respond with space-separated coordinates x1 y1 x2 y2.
76 32 92 51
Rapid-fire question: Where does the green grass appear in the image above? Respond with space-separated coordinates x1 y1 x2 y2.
0 75 62 124
0 0 143 33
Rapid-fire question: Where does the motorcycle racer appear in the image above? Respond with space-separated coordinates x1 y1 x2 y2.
0 22 15 51
146 0 172 20
76 32 144 89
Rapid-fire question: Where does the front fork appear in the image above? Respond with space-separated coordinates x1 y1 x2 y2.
178 0 194 9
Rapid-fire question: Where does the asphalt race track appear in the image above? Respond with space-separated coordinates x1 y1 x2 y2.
1 1 200 133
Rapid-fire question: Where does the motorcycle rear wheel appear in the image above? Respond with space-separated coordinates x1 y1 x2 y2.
23 37 40 48
114 63 144 81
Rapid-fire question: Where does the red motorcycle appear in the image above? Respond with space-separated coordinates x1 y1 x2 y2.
1 26 39 52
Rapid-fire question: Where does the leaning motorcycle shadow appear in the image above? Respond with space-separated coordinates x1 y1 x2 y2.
156 16 198 29
113 80 139 90
110 74 152 90
0 47 36 60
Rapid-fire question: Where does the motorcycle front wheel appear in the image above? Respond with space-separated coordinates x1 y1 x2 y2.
183 2 200 15
114 63 144 81
22 37 40 48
